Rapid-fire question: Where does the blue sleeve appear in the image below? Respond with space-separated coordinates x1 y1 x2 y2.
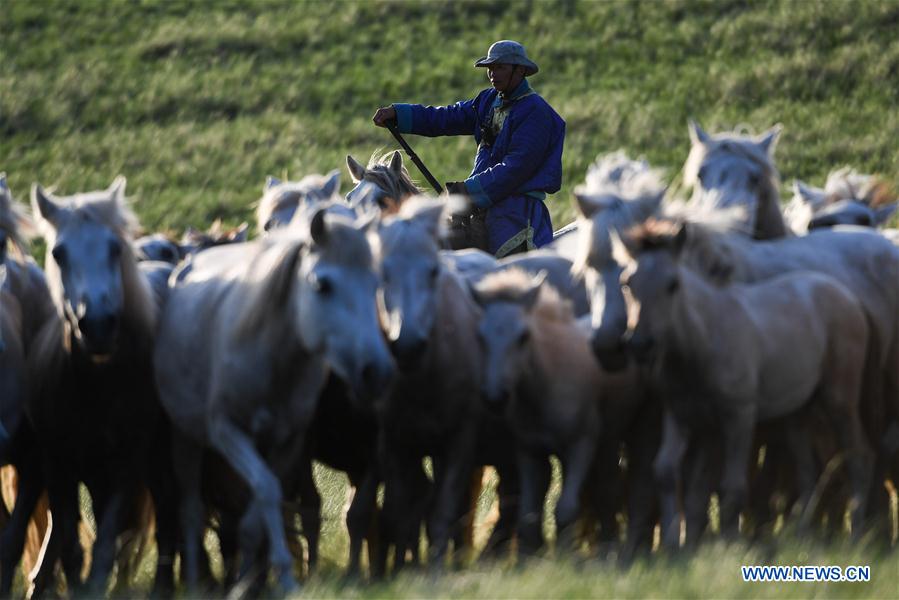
393 98 480 137
464 105 553 207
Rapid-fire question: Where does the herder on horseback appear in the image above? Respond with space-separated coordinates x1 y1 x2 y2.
373 40 565 258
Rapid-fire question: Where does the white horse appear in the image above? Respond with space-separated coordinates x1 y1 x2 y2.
154 207 393 592
614 220 873 546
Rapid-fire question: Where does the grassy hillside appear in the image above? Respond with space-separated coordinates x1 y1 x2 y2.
3 0 898 232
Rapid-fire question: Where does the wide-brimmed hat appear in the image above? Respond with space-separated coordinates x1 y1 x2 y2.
474 40 539 76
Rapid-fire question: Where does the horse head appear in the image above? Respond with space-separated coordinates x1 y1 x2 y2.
572 152 666 371
374 196 445 370
471 269 547 409
256 170 342 234
684 120 785 239
293 208 394 402
32 176 151 359
346 151 420 214
612 220 694 365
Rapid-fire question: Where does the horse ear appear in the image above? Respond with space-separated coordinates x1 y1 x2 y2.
389 150 404 174
321 169 341 198
231 222 250 242
609 230 635 270
688 119 710 146
633 189 665 222
673 222 689 254
873 203 898 226
573 190 602 219
32 183 61 226
346 155 367 183
413 201 445 240
758 124 783 156
108 175 127 204
521 270 548 309
310 208 328 247
793 180 815 205
265 176 281 192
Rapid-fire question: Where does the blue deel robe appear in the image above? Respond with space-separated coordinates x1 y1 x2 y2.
393 79 565 257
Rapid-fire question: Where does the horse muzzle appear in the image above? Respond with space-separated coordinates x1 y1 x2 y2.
591 330 630 372
389 335 429 372
77 312 120 357
623 332 655 365
355 357 395 402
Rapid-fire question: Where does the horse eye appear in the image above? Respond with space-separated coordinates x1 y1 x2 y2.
109 240 122 261
747 172 761 187
313 274 333 295
666 278 680 294
697 166 708 184
517 330 530 347
51 244 67 266
429 265 439 281
263 219 275 232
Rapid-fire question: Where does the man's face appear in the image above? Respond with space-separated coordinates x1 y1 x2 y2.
487 63 522 93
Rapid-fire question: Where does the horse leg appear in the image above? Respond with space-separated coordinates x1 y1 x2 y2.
653 409 689 551
621 402 661 563
171 430 205 592
378 436 419 575
682 434 715 549
427 425 476 570
294 456 320 575
481 461 519 560
586 438 621 557
148 437 178 598
824 402 873 538
718 407 755 540
346 467 379 579
84 482 128 594
207 417 298 592
35 473 82 596
0 463 42 595
516 450 551 557
555 436 598 553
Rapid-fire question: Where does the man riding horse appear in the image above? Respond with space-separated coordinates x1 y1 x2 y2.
373 40 565 258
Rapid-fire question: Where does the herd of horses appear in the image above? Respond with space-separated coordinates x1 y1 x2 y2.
1 120 898 596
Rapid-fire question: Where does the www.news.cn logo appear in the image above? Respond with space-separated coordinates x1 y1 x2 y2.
742 565 870 583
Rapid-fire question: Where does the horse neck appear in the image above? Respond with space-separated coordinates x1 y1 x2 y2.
434 267 479 335
664 266 733 368
754 179 791 240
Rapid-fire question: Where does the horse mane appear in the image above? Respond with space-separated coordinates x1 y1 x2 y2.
0 184 36 259
231 234 305 342
824 167 896 208
233 214 373 341
364 151 421 202
578 150 667 199
475 268 574 323
572 152 667 277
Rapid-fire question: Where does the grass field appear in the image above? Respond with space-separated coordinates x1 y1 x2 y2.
4 0 899 597
3 0 898 232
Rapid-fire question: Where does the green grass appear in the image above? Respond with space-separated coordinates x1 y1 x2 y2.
3 0 898 234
